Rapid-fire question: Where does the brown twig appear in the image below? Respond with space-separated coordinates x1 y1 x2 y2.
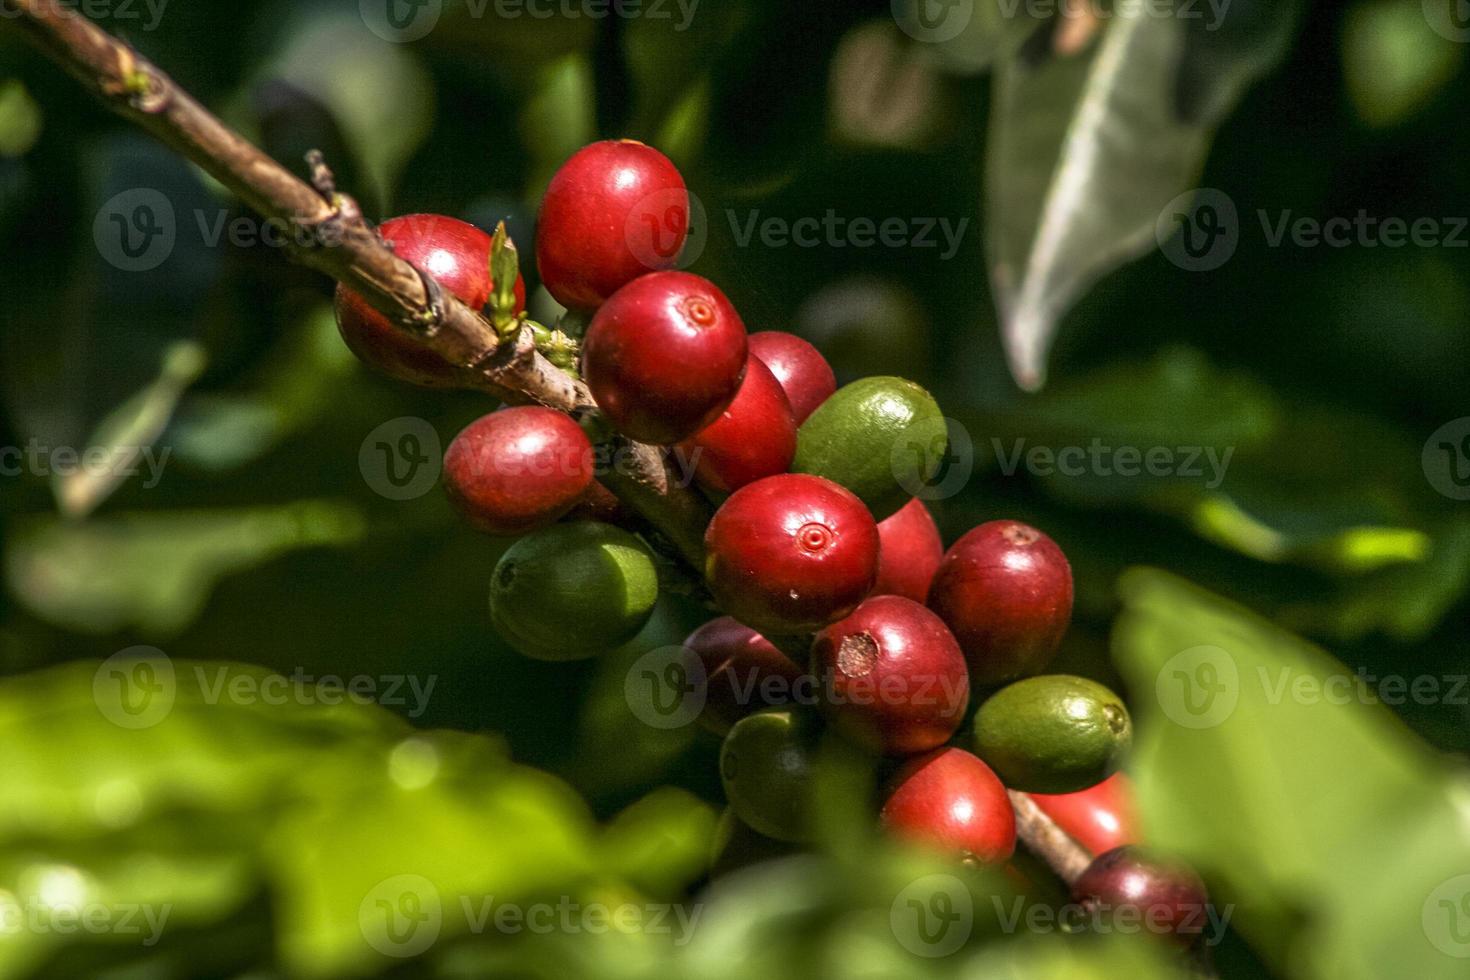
1 0 711 566
1007 789 1092 884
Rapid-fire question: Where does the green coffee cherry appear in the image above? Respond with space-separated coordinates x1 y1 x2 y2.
489 522 659 661
791 376 944 521
719 707 819 843
972 675 1132 794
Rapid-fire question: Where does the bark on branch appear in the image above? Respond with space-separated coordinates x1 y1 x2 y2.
1 0 711 565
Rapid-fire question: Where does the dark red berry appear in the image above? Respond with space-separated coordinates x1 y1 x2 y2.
678 356 797 494
747 331 837 424
880 747 1015 864
926 520 1073 686
872 498 944 603
335 214 525 387
1071 846 1211 945
685 616 805 735
705 474 880 635
442 407 593 535
584 271 748 444
536 139 688 310
811 595 968 755
1028 772 1137 857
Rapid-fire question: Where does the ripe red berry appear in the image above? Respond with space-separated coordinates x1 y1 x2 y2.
926 520 1073 686
1071 846 1211 945
880 747 1016 864
872 498 944 603
335 214 525 388
1028 772 1137 857
442 407 594 535
584 271 748 444
747 331 837 424
705 474 880 635
678 356 797 494
685 616 805 735
811 595 968 755
536 139 688 310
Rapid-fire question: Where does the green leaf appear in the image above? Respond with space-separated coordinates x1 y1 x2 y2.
600 788 718 899
1112 569 1470 980
1343 0 1465 128
4 501 366 637
987 7 1298 389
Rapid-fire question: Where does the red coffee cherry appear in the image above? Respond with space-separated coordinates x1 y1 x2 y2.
536 139 688 310
880 747 1016 864
1071 846 1211 945
335 214 525 388
685 616 805 736
811 595 968 755
747 331 837 424
678 356 797 494
926 520 1073 686
872 498 944 603
583 271 748 444
442 407 594 535
1028 772 1138 857
705 474 880 635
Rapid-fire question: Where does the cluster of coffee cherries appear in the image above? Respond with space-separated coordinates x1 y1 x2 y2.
334 140 1208 946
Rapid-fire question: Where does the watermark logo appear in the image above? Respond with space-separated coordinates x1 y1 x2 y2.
1423 418 1470 501
361 0 443 42
626 188 708 272
893 0 974 43
625 645 707 730
893 416 973 502
1424 0 1470 42
0 0 171 32
93 647 176 729
890 873 973 957
360 417 441 500
1157 188 1238 272
360 875 443 958
1156 645 1239 729
1424 874 1470 957
94 189 175 272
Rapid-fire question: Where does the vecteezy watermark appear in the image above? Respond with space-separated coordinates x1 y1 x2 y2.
93 648 437 729
360 0 699 44
359 876 702 958
890 874 973 957
0 439 171 488
623 644 968 731
990 894 1233 946
1156 645 1240 730
1159 188 1470 272
0 891 170 947
0 0 170 32
727 210 970 261
1423 417 1470 501
1424 874 1470 958
1423 0 1470 43
360 418 443 501
991 438 1235 489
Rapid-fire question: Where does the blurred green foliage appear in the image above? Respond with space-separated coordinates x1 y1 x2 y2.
0 0 1467 977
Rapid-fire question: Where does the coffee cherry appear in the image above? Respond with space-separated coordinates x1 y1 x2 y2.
705 474 880 635
442 407 594 535
872 498 943 603
972 675 1132 794
880 747 1015 864
747 331 837 424
1028 772 1137 857
335 214 525 387
583 271 748 444
810 595 968 756
678 356 797 494
536 139 688 310
1072 846 1211 945
926 520 1073 686
490 522 658 661
720 707 819 842
684 616 805 736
